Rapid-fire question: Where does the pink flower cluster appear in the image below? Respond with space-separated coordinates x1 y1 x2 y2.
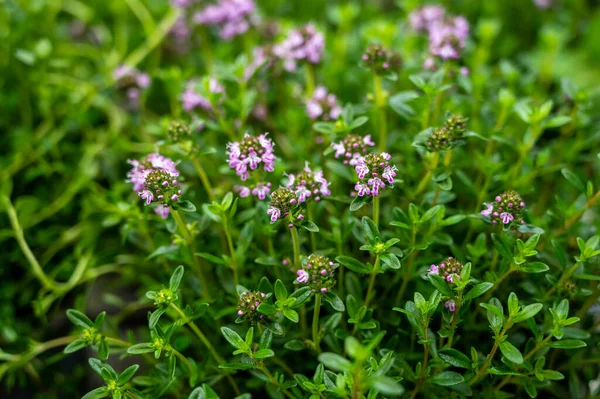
274 24 325 72
409 5 469 62
193 0 256 40
227 133 276 181
236 182 272 200
306 86 342 121
285 163 331 203
113 65 151 109
127 153 180 219
181 78 224 113
428 257 464 285
354 153 397 197
480 190 526 228
331 134 375 166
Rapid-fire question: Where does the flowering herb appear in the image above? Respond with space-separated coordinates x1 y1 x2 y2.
3 2 599 399
354 152 398 197
481 190 526 228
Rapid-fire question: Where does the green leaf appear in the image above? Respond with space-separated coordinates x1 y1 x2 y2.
257 303 277 316
284 339 305 351
518 262 549 273
381 253 401 270
428 274 453 297
174 200 196 212
64 337 89 354
98 337 109 361
117 364 139 386
430 371 465 386
283 308 299 323
335 256 371 274
66 309 94 329
169 265 184 291
275 280 288 301
318 353 351 372
301 221 320 232
290 287 312 307
149 308 167 329
81 387 109 399
219 362 254 370
548 340 587 349
323 292 345 312
499 341 524 364
513 303 543 323
362 216 381 245
127 343 155 354
253 349 275 359
463 282 493 302
350 195 369 211
221 327 245 349
370 375 405 395
438 349 471 369
196 252 226 265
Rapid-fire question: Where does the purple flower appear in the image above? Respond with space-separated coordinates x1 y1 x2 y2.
267 188 298 224
274 24 325 71
428 264 439 275
155 205 171 219
266 206 281 223
127 153 179 192
481 203 493 217
409 5 470 62
534 0 552 9
306 86 342 121
181 78 223 112
331 134 375 165
227 133 276 181
296 269 309 283
285 163 331 204
193 0 256 40
445 299 456 312
500 212 514 224
236 185 251 197
252 182 271 200
113 65 152 109
353 153 397 197
140 190 154 205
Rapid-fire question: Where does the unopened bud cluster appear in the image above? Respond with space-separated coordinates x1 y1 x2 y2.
267 188 299 223
481 190 525 228
426 114 468 152
428 257 464 284
237 291 267 323
361 43 402 75
295 254 336 293
167 120 192 143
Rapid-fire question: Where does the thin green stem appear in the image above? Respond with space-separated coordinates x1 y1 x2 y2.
364 255 380 308
288 214 301 268
372 196 380 229
374 75 387 152
312 294 322 353
306 204 317 253
223 216 239 286
192 158 215 202
170 303 241 395
304 63 315 98
172 210 211 300
543 262 582 300
4 196 62 291
414 152 440 197
409 324 430 399
171 349 194 373
259 365 296 399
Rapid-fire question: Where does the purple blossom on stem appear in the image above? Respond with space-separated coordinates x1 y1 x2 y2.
409 5 470 63
445 299 456 312
193 0 256 40
480 203 493 217
274 24 325 72
306 86 342 121
428 257 464 286
482 190 526 229
227 133 276 181
266 188 298 224
331 134 375 165
181 78 223 113
296 269 309 283
113 65 151 109
353 153 397 197
285 163 330 204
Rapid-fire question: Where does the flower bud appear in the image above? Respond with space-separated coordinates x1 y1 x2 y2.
237 291 267 323
295 254 337 293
